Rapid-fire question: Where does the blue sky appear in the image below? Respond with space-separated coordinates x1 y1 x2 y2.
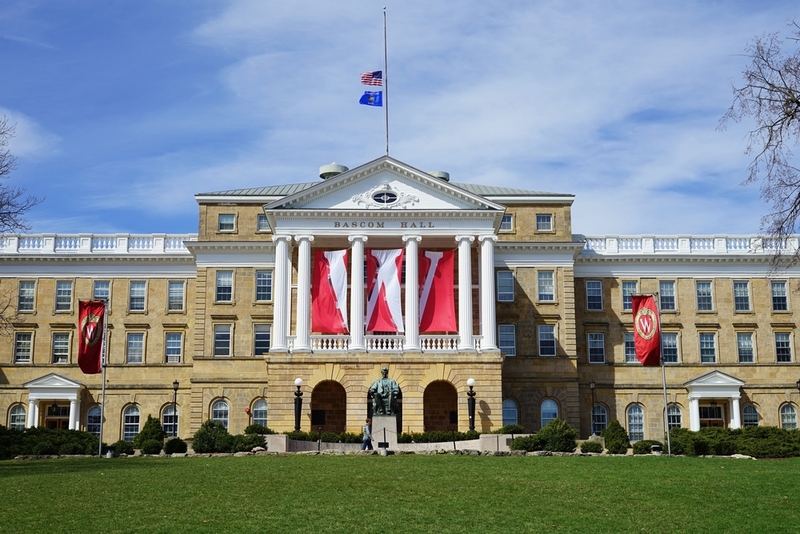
1 1 797 236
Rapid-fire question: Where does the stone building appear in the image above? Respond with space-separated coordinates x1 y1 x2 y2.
2 155 799 442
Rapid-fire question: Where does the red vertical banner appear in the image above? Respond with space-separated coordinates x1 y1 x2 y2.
311 249 349 334
78 300 105 374
419 249 457 333
366 248 404 332
632 295 661 366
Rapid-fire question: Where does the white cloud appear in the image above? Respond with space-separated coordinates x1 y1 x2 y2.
0 108 60 160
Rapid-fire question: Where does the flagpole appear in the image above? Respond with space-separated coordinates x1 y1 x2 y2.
98 303 108 458
383 6 389 156
655 291 672 457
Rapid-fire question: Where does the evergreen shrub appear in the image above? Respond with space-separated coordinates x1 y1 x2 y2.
397 430 480 444
494 424 524 435
133 415 167 449
33 441 57 456
509 434 545 452
112 440 135 455
244 424 275 435
632 440 663 455
192 420 234 453
580 441 603 453
536 419 577 452
232 433 264 452
0 427 102 460
163 437 188 454
58 442 87 455
140 439 163 455
601 420 630 454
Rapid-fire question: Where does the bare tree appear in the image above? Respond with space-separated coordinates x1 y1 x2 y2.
0 116 42 232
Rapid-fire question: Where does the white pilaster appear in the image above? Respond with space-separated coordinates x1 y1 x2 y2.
294 235 314 352
455 235 475 351
478 235 498 350
403 235 422 351
689 397 700 431
349 235 368 351
731 396 741 429
69 398 80 430
270 235 292 351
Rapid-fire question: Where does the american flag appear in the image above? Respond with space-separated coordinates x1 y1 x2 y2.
361 71 382 86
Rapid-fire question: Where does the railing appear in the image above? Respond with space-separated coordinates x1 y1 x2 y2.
420 335 459 352
578 235 799 256
311 335 350 351
0 234 197 255
365 335 404 351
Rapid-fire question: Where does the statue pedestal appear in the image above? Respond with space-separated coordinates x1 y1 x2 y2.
371 416 398 451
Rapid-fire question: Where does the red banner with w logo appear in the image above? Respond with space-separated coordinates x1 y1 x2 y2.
311 249 349 334
419 250 456 333
78 300 105 374
632 295 660 366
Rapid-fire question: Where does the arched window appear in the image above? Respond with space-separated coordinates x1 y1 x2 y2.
162 405 178 437
9 405 26 430
252 399 268 428
123 406 140 441
627 405 644 442
591 405 607 435
781 404 797 430
742 405 759 427
540 399 558 428
502 399 518 427
212 400 229 430
86 406 101 436
667 405 682 430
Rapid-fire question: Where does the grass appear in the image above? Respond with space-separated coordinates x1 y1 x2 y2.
1 455 799 533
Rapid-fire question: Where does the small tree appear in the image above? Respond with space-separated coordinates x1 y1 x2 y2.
133 415 167 450
601 419 630 454
192 420 234 453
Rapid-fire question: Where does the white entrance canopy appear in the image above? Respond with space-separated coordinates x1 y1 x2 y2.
23 373 84 430
684 370 745 431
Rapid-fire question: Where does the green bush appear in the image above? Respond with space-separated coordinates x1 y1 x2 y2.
33 441 57 456
112 440 135 455
140 439 163 455
232 433 265 452
509 434 545 452
580 441 603 453
601 420 630 454
397 430 480 444
133 415 167 449
192 420 234 453
337 432 363 444
494 424 525 435
164 437 188 454
244 424 275 435
0 427 102 460
632 440 663 455
536 419 577 452
58 442 87 455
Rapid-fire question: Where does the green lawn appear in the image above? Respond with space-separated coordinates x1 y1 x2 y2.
1 455 798 533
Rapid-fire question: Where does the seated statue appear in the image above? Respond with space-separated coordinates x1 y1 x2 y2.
369 367 400 416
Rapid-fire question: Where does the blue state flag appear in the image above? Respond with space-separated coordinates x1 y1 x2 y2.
359 91 383 107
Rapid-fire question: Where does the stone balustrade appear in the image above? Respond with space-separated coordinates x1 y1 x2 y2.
0 233 197 255
579 235 799 256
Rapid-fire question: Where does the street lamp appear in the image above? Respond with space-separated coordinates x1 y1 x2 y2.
466 378 476 432
172 380 179 437
294 378 304 432
589 380 597 436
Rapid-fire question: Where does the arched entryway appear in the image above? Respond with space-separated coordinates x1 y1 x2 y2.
310 381 347 433
423 381 458 432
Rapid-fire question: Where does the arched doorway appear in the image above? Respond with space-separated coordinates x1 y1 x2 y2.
423 381 458 432
310 381 347 433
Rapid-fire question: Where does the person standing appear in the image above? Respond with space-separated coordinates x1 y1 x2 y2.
362 418 373 450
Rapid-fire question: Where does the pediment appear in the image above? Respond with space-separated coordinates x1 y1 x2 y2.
24 373 83 390
684 370 745 388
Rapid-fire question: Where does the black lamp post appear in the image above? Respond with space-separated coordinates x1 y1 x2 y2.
466 378 476 432
294 378 303 432
172 380 179 437
589 379 597 435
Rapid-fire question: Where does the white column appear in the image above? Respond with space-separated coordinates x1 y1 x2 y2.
69 398 80 430
478 235 498 351
285 239 294 350
294 235 314 352
270 235 292 351
731 396 741 429
348 235 368 351
403 235 422 351
455 235 475 351
689 397 700 431
27 399 36 428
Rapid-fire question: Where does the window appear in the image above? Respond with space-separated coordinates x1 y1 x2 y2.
255 270 273 302
627 405 644 442
502 399 518 426
214 324 232 356
662 333 678 363
257 214 270 231
500 214 513 231
696 281 713 311
216 270 233 302
123 406 140 441
776 332 792 363
9 405 26 430
667 405 682 430
772 281 788 311
588 333 605 363
129 281 146 311
93 280 110 303
165 332 182 363
733 281 750 312
168 281 185 311
497 270 514 302
87 406 101 436
537 271 554 302
126 333 144 364
781 405 797 430
254 324 271 356
536 214 552 231
52 332 70 364
162 405 178 437
252 399 268 427
742 405 759 427
218 213 235 231
624 333 636 363
55 280 73 311
538 325 556 356
737 332 754 363
540 399 558 428
659 281 675 311
592 405 607 435
212 400 229 430
498 325 516 356
14 332 32 363
586 280 602 310
699 333 716 363
622 281 637 311
18 281 35 312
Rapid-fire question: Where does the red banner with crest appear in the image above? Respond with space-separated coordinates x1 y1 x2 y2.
78 300 105 374
632 295 660 366
419 249 457 333
311 249 349 334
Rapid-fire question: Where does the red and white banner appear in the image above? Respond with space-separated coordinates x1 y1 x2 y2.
632 295 661 366
78 300 105 374
366 248 404 332
419 250 457 333
311 249 349 334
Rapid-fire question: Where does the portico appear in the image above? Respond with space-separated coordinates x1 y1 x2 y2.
23 373 84 430
684 371 745 431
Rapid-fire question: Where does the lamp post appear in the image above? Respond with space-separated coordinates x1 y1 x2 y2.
172 380 179 437
589 380 597 436
294 378 303 432
466 378 476 432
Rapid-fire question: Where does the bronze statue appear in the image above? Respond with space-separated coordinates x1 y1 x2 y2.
369 367 400 416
